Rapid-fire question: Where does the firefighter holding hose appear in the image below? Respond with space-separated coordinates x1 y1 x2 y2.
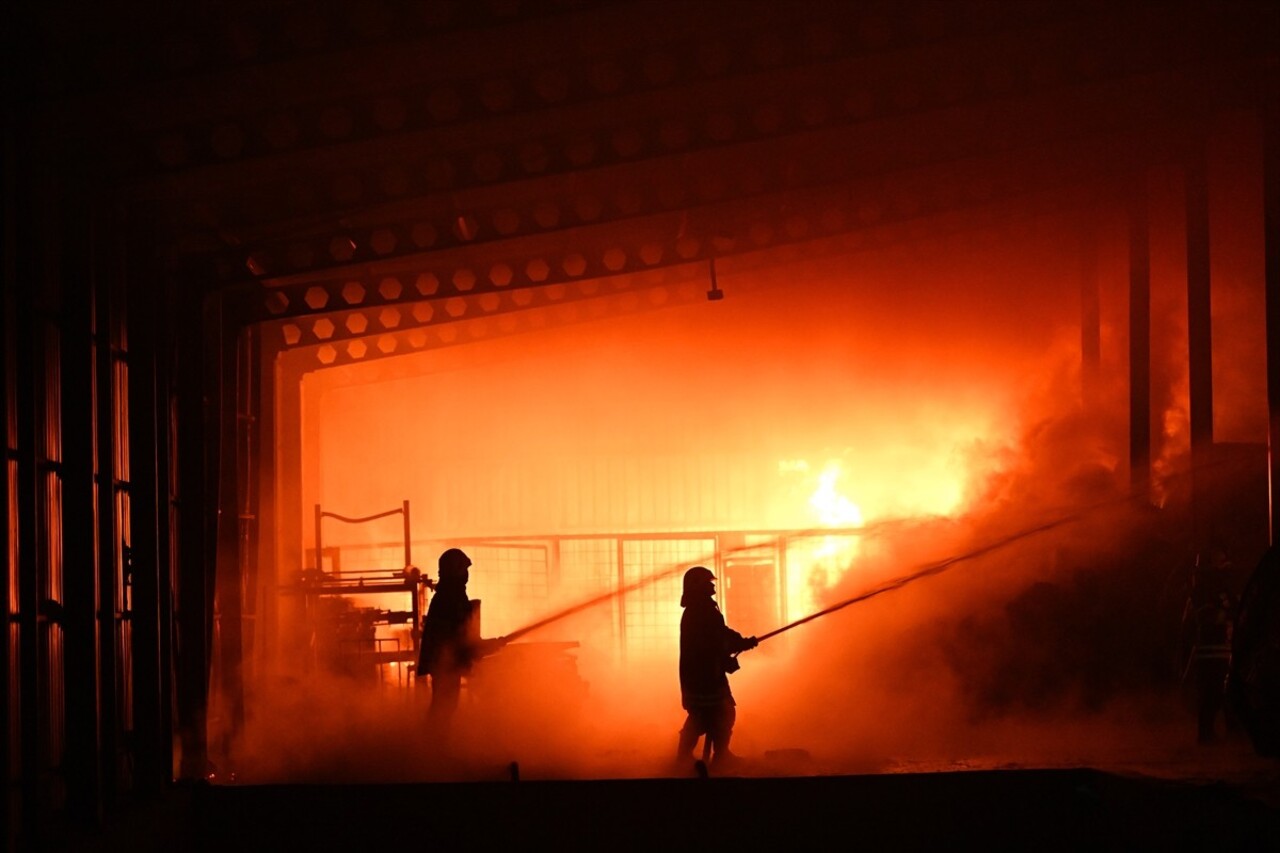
676 565 758 767
416 548 506 733
1182 545 1238 744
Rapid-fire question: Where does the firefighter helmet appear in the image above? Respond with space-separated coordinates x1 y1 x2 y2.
682 565 715 600
438 548 472 584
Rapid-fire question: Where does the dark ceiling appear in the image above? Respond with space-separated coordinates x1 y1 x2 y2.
13 0 1278 369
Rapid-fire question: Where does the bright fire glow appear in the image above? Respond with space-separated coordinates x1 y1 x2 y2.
780 438 978 620
784 460 866 618
809 463 865 527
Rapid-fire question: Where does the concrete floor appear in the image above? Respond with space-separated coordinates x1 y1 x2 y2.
50 757 1280 852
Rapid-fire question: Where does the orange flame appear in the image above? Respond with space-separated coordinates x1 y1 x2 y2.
782 460 866 617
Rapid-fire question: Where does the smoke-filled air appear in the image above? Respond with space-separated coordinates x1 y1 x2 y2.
223 123 1269 784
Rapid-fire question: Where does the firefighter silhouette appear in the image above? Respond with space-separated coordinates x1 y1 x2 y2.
1182 546 1238 743
1231 545 1280 757
416 548 506 732
676 566 758 766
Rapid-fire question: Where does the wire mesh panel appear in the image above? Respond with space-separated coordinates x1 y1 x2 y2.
620 538 714 658
462 544 549 637
558 538 616 600
550 538 619 648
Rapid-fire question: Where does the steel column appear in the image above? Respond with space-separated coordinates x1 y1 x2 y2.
59 190 103 826
273 354 305 668
1 138 14 851
126 245 168 792
1079 212 1102 408
235 325 260 698
13 154 42 851
212 304 245 764
95 203 124 810
174 280 213 780
253 336 279 676
1129 167 1152 503
1186 134 1214 543
1265 104 1280 544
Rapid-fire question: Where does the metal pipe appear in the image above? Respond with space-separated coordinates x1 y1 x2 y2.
313 503 323 572
403 499 411 569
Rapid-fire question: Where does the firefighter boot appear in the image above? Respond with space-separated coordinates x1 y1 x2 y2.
710 732 740 768
675 727 700 764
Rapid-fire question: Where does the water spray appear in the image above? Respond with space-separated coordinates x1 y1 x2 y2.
739 456 1236 650
501 561 687 643
746 510 1085 648
499 517 914 643
501 454 1231 648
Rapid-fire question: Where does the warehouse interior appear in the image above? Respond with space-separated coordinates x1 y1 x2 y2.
5 0 1280 848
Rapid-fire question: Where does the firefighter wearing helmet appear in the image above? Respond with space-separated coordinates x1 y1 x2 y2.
676 565 758 767
416 548 506 732
1183 546 1238 743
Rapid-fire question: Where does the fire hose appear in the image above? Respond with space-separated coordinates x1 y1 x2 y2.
499 508 1078 652
731 510 1087 661
500 562 688 644
503 464 1201 650
736 456 1241 652
496 517 911 644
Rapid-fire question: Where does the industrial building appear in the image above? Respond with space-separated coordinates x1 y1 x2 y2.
5 1 1279 848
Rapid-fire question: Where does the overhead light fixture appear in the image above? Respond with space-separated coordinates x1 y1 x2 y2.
706 257 724 301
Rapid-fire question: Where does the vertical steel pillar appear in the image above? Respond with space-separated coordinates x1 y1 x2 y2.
126 242 169 793
275 351 305 667
1186 133 1214 545
174 280 212 780
95 204 125 810
255 336 279 674
1264 105 1280 545
13 153 42 851
14 285 39 848
1 126 14 850
59 191 102 826
213 299 245 764
1129 168 1153 503
1079 213 1102 408
236 324 260 698
129 267 167 788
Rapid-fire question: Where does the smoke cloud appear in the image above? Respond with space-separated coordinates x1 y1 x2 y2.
225 119 1269 782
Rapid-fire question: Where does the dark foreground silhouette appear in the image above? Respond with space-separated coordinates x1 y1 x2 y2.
55 767 1280 852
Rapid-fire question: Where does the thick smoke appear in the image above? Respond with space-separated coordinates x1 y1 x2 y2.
700 195 1257 773
226 129 1269 781
735 283 1265 776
